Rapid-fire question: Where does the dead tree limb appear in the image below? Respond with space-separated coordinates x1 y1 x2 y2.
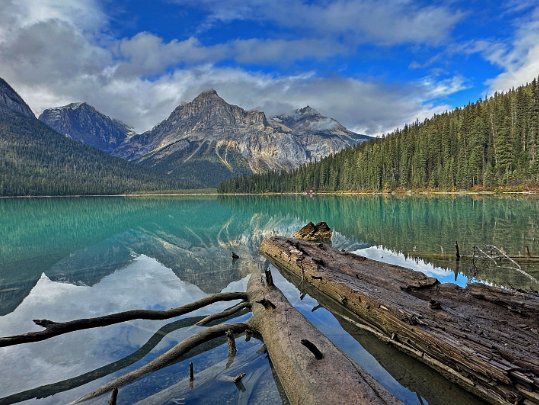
0 292 248 347
71 322 250 404
0 316 205 404
195 301 251 326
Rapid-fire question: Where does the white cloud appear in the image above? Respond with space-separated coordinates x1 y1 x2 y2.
488 7 539 92
0 0 106 42
0 0 460 136
176 0 463 46
113 33 345 78
420 75 469 98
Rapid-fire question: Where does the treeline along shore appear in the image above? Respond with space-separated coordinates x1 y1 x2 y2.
219 76 539 194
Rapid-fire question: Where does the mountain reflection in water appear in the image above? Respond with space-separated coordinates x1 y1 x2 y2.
0 195 537 403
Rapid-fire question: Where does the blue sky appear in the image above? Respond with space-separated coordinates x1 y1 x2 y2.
0 0 538 135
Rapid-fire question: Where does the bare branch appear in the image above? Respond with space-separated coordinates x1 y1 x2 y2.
195 301 251 326
72 322 250 404
0 316 204 403
0 292 247 347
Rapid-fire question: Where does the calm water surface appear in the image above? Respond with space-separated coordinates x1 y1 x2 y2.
1 195 538 404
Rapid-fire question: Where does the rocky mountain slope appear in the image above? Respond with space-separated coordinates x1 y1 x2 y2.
114 90 369 187
0 77 187 196
0 78 35 119
272 105 370 159
39 102 135 153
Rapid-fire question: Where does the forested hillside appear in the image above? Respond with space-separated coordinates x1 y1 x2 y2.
0 113 186 196
219 77 539 193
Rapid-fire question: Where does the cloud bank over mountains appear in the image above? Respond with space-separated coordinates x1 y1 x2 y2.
0 0 537 135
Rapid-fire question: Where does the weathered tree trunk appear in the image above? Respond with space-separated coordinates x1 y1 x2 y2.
260 236 539 405
4 271 398 404
248 273 401 405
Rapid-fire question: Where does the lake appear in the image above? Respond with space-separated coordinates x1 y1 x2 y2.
1 195 538 404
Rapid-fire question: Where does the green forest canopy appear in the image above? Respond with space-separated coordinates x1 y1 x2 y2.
0 113 188 196
219 77 539 193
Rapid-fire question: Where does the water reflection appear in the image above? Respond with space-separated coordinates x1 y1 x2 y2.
219 195 539 290
1 195 538 403
355 246 469 286
0 256 252 403
2 195 538 307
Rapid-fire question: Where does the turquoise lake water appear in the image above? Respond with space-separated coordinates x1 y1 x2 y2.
1 195 538 404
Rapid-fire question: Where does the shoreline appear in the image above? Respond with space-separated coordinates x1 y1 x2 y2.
218 190 539 196
1 190 538 198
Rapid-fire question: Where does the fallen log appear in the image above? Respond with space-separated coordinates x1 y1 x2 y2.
260 236 539 405
68 272 400 404
6 266 401 404
247 273 400 404
278 266 484 404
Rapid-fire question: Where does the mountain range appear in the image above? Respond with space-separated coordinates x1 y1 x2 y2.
0 78 184 196
39 102 135 153
0 76 369 194
39 89 369 187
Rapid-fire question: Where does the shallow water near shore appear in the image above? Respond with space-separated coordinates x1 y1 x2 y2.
1 195 537 403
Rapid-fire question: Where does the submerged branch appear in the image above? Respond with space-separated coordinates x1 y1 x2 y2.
0 292 248 347
72 322 250 404
0 316 205 404
196 301 251 326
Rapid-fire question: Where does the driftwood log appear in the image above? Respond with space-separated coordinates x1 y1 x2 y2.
260 236 539 405
248 272 400 404
2 271 400 404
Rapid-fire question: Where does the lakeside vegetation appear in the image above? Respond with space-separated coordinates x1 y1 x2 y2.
219 77 539 193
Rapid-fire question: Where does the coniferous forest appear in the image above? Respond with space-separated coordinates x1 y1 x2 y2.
0 113 187 196
219 77 539 193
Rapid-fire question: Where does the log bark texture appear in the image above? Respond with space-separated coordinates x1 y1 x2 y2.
247 272 401 405
260 236 539 405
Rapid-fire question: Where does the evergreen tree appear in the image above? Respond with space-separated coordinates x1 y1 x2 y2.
219 76 539 193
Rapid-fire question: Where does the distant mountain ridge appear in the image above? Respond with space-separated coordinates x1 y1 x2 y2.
113 90 370 187
0 77 187 196
39 102 135 153
0 78 35 118
5 76 370 189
